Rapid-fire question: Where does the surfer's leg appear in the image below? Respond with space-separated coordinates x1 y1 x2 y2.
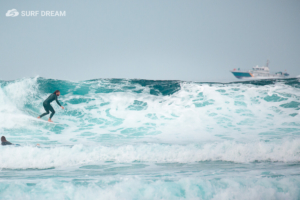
39 104 50 118
49 105 55 119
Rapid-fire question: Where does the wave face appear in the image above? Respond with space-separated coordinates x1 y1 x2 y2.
1 77 300 199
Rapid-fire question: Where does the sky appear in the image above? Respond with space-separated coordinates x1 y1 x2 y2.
1 0 300 82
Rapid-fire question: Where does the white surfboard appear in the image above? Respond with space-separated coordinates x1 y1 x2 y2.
22 109 65 126
30 117 64 125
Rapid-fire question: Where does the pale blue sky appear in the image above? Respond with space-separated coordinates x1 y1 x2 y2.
1 0 299 81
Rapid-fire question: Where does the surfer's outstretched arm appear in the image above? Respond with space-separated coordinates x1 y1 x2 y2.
55 95 61 106
55 95 64 109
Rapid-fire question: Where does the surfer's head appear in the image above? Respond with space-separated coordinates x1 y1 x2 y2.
53 90 60 96
1 136 7 142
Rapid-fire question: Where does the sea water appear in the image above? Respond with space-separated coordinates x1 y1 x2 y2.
0 77 299 199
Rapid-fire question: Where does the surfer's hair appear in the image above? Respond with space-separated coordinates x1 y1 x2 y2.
53 90 60 95
1 136 6 142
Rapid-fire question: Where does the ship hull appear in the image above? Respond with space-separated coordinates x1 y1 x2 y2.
231 71 253 79
231 71 289 79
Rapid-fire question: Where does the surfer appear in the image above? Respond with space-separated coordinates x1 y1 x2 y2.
1 136 13 145
38 90 64 122
1 136 39 147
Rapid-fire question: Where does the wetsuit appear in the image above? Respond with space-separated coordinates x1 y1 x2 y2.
39 94 61 119
1 141 12 145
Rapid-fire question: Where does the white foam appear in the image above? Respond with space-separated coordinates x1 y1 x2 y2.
0 139 299 169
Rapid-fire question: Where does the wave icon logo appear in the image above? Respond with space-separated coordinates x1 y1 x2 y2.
6 9 19 17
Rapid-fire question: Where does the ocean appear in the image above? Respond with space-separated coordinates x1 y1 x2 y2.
0 77 299 199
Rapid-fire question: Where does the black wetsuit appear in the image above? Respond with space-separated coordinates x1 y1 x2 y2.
1 141 12 145
39 94 61 119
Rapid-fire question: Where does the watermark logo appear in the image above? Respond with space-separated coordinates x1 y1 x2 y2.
5 9 66 17
6 9 19 17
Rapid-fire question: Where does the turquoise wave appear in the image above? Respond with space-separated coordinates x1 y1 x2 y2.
0 77 300 199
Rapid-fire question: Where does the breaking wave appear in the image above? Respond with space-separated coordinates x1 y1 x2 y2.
1 77 300 199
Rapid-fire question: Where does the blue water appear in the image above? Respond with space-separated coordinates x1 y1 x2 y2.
0 77 300 199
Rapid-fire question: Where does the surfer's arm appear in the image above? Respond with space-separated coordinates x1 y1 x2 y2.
55 96 62 107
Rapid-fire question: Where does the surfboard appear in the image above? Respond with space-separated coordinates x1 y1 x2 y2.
30 117 64 125
22 109 65 126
